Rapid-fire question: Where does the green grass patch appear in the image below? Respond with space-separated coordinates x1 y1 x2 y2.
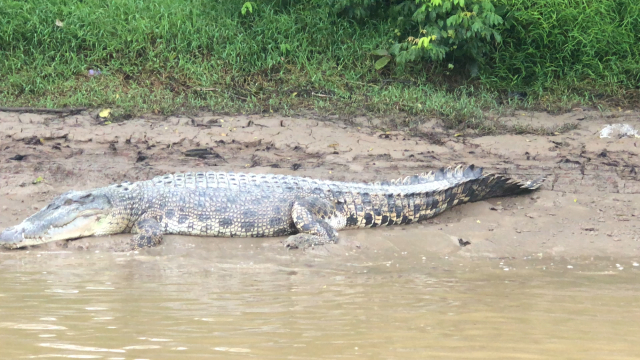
0 0 638 133
485 0 640 103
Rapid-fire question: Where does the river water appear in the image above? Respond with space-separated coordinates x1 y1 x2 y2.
1 235 639 360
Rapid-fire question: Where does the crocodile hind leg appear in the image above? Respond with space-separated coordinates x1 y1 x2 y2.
283 198 341 249
129 218 164 250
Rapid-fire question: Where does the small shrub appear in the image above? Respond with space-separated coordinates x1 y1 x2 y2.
321 0 505 70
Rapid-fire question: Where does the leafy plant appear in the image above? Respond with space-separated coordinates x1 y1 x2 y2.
397 0 503 65
325 0 504 70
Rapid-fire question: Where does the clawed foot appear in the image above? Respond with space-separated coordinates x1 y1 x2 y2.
282 234 330 249
129 218 163 251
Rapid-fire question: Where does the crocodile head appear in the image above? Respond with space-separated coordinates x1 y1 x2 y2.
0 189 120 249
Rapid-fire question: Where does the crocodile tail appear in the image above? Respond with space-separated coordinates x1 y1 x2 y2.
410 166 544 222
375 164 543 191
464 172 544 203
424 168 544 217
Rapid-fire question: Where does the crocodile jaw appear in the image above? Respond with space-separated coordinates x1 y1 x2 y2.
0 214 108 249
0 189 119 249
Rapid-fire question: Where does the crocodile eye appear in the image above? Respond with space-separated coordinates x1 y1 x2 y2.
64 199 73 206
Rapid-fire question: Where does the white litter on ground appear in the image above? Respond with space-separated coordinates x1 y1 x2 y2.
599 124 639 138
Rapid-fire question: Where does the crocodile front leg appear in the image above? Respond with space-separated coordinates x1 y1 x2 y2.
129 218 164 250
283 197 341 249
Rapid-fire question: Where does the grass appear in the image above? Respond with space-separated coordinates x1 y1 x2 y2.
0 0 638 134
485 0 640 103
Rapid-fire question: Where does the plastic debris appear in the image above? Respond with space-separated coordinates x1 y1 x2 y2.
88 69 102 77
599 124 639 138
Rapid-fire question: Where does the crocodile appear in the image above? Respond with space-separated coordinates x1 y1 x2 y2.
0 165 542 250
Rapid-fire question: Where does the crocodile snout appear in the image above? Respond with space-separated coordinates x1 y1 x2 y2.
0 226 23 247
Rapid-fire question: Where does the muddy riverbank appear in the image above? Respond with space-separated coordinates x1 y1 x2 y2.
1 109 639 259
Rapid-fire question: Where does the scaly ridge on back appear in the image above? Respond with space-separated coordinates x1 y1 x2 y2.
139 165 489 197
373 164 483 186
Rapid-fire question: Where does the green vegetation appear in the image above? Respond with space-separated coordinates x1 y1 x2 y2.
487 0 640 101
335 0 505 68
0 0 638 132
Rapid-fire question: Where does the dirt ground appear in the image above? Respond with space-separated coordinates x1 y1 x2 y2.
1 109 639 259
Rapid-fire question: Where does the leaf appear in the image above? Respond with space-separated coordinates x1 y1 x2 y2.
98 108 111 118
446 14 459 27
371 49 389 56
389 43 401 55
443 0 452 12
241 2 254 15
55 19 63 27
417 37 432 49
374 56 391 70
32 176 44 184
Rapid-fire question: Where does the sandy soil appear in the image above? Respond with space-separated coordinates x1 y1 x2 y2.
1 109 639 259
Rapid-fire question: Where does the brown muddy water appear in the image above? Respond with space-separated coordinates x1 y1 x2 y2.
1 235 639 360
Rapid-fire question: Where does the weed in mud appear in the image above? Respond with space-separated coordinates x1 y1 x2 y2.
507 122 579 136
